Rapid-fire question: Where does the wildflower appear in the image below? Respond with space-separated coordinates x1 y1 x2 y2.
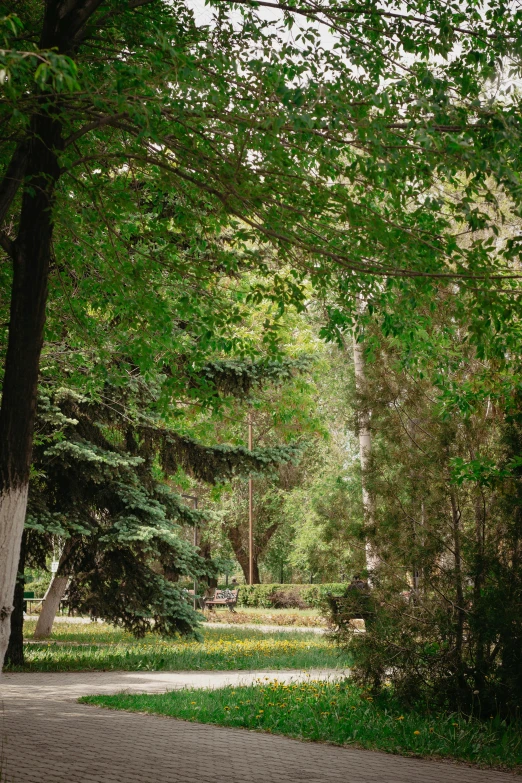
429 728 434 733
413 731 420 735
397 716 404 721
224 706 230 711
190 701 197 705
452 723 458 727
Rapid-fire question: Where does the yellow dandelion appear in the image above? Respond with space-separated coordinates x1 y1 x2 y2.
413 731 420 736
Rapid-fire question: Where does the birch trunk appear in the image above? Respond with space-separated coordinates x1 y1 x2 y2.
352 333 379 576
33 575 69 639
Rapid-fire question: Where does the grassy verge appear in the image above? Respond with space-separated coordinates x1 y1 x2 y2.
11 622 347 672
81 679 522 771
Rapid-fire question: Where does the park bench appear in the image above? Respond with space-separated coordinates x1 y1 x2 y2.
204 588 239 612
326 593 371 633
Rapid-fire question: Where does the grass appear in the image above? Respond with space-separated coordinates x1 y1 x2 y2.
11 621 347 672
81 678 522 771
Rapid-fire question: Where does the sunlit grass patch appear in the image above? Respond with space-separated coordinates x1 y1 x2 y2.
14 622 347 672
81 679 522 771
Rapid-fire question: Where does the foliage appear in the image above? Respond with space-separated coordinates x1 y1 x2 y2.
82 680 522 771
25 364 301 638
237 583 346 609
327 309 522 718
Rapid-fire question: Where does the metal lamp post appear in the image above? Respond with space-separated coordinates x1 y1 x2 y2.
182 494 198 610
248 414 254 585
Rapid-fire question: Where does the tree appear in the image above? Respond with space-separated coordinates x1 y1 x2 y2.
7 345 304 663
1 0 520 669
327 294 522 716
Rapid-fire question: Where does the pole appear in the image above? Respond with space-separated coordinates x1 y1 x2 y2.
248 414 253 585
193 496 198 610
182 494 198 610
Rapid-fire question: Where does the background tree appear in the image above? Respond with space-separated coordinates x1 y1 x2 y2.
328 291 522 717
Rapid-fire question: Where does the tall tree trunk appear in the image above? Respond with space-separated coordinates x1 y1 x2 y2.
352 332 379 576
0 113 62 670
0 0 111 672
5 531 27 668
450 488 466 697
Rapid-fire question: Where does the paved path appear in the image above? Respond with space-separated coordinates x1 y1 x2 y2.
25 615 326 633
205 621 325 633
1 670 515 783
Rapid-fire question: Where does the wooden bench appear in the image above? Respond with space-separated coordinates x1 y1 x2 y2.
204 588 239 612
326 594 372 632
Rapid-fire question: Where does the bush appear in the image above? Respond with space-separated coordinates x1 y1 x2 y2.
270 588 307 609
236 583 346 609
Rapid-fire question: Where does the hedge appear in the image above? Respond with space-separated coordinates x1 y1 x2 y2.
236 583 346 609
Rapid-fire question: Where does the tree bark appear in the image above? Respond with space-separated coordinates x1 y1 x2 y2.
450 488 467 695
33 576 69 640
0 108 62 674
0 0 144 671
33 537 76 639
227 524 262 583
226 520 278 584
352 332 379 576
5 531 27 668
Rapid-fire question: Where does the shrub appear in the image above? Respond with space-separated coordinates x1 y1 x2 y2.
269 588 307 609
236 583 346 609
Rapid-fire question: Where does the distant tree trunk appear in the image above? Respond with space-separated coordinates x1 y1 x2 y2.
450 488 466 695
227 522 277 585
5 531 27 668
352 331 379 576
234 545 261 585
33 577 68 640
34 539 74 639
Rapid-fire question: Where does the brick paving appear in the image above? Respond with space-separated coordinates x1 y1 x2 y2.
1 670 515 783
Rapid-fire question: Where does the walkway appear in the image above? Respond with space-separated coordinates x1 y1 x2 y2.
1 670 515 783
27 615 326 633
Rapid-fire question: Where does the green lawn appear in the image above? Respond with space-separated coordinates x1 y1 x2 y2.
12 621 347 672
81 679 522 771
